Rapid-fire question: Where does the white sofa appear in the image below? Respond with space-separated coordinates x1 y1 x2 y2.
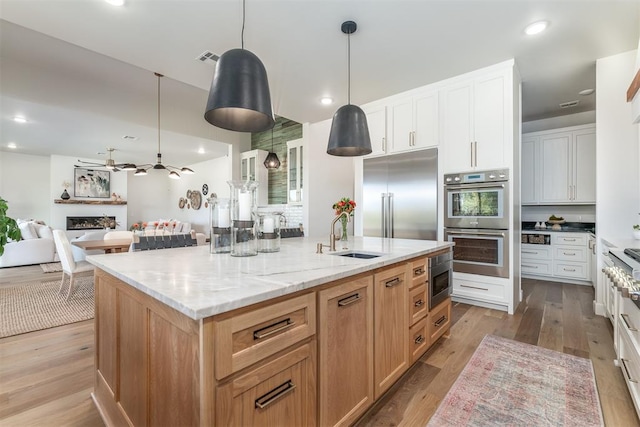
0 220 58 268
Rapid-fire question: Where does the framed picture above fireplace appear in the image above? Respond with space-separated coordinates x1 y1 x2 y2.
74 168 110 198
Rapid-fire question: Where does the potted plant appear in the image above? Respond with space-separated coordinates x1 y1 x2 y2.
0 197 21 256
633 224 640 240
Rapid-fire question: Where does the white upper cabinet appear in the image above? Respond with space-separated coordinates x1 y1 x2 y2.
442 71 508 172
362 89 439 158
286 139 304 204
240 149 269 206
388 90 439 154
522 124 595 205
363 105 387 157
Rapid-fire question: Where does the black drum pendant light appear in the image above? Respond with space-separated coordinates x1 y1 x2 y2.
327 21 372 156
204 0 275 133
263 127 281 169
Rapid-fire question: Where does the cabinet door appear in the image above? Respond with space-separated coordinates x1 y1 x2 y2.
539 132 572 203
413 91 439 149
473 73 506 169
318 276 374 427
442 82 473 172
287 139 304 204
364 105 387 157
374 264 409 399
388 97 414 153
573 129 596 203
521 136 538 204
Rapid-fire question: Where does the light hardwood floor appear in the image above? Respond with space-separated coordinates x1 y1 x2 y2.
1 266 638 426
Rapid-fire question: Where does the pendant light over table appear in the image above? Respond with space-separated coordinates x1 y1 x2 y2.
135 73 195 179
204 0 275 133
263 127 281 169
327 21 372 156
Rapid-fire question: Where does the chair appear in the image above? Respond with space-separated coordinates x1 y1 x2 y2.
52 230 95 300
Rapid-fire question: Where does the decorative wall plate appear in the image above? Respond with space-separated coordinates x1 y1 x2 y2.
202 183 209 195
190 190 202 210
178 197 186 209
186 190 192 198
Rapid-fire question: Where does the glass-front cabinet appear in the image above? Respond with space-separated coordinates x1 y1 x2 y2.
287 139 304 204
240 149 269 206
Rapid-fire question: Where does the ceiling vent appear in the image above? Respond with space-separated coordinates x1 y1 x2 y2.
559 100 580 108
196 51 220 66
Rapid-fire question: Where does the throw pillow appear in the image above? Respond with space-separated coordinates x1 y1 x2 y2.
18 222 38 240
35 224 53 240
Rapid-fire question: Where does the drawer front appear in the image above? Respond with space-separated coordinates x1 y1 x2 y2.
453 278 506 303
409 284 428 326
552 234 587 246
428 299 451 344
216 343 316 427
619 297 640 350
618 328 640 413
554 246 587 262
521 260 552 275
409 316 430 364
214 293 316 379
553 262 588 280
521 246 551 260
409 257 428 290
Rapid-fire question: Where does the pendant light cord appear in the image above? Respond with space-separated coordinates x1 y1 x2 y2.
347 30 351 105
157 73 161 153
241 0 245 50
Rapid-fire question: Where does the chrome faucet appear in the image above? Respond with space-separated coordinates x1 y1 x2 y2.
329 211 350 252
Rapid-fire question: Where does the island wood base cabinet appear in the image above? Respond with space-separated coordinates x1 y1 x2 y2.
91 249 452 427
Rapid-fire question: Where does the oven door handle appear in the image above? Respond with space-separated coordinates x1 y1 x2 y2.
445 183 505 191
447 230 506 237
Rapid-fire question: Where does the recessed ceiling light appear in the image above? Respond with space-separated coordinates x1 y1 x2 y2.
122 135 138 140
7 142 17 149
524 21 548 36
579 89 595 96
198 147 205 154
321 97 334 105
105 0 125 5
12 116 27 123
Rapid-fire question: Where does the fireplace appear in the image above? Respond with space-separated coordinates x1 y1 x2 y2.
66 216 116 231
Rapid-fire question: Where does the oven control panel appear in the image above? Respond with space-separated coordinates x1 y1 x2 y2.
444 169 509 184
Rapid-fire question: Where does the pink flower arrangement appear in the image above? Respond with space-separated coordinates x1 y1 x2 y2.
332 197 356 217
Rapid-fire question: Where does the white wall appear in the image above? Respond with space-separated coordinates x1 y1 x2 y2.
522 111 596 133
304 119 356 238
596 50 639 242
0 152 50 222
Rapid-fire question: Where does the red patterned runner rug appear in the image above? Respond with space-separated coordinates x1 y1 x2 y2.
428 334 604 426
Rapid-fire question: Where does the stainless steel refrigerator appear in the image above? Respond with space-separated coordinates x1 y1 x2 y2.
362 148 437 240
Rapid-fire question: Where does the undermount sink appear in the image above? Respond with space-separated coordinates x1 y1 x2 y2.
332 251 382 259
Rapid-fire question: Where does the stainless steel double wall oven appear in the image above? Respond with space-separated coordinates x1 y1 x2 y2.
444 169 510 278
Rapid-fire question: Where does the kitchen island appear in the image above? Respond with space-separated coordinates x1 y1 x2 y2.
87 236 453 427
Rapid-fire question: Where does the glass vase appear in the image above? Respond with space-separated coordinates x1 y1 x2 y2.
228 180 259 257
340 216 349 250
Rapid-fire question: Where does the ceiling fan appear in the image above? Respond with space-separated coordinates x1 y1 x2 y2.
75 148 136 172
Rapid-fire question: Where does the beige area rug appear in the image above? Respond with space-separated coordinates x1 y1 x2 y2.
428 334 604 426
40 262 63 273
0 277 94 338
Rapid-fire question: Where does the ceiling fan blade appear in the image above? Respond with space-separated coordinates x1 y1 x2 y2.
76 159 104 167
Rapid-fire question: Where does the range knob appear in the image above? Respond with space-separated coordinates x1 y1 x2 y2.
499 173 506 178
489 174 496 179
445 177 452 183
454 177 461 182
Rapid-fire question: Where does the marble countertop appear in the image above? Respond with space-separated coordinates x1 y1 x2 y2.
86 236 453 320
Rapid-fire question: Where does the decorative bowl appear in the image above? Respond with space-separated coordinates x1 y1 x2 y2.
547 219 565 225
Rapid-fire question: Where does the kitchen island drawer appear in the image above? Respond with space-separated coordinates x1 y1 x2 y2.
552 234 587 246
521 260 552 275
408 284 428 326
553 262 588 280
409 316 430 364
428 299 451 344
521 245 551 260
409 257 428 290
213 292 316 379
553 246 587 262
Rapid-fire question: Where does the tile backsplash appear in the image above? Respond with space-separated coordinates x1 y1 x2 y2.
257 204 303 230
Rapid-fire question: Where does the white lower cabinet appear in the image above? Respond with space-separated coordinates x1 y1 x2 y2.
452 272 508 308
521 232 591 283
616 291 640 418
